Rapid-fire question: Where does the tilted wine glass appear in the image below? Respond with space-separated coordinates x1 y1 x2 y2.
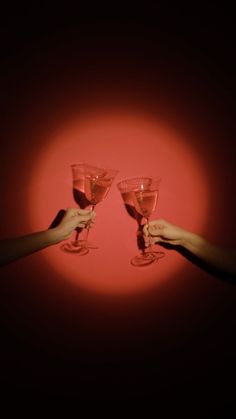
117 177 165 266
82 166 119 249
61 163 102 255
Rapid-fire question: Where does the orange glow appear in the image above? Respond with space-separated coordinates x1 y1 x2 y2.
28 109 209 295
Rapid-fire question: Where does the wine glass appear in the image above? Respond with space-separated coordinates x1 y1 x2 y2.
61 163 103 255
117 177 165 267
82 166 119 249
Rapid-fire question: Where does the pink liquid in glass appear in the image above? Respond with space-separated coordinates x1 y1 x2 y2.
134 190 158 218
85 177 111 205
73 179 90 209
121 191 143 224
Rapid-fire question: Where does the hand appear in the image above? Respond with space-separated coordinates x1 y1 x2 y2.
143 219 187 247
53 207 96 242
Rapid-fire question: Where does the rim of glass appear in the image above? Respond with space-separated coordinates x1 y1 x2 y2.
71 163 118 172
117 177 161 191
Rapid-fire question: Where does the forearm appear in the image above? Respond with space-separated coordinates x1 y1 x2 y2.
180 231 236 275
0 229 61 267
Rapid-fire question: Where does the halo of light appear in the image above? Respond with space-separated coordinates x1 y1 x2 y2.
28 109 209 295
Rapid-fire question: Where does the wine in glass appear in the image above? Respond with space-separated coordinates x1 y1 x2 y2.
117 177 164 266
82 166 119 249
61 163 102 255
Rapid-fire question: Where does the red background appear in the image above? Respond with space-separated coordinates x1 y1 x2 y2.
0 8 236 411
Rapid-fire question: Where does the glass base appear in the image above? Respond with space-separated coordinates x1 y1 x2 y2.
85 241 99 250
61 240 89 255
131 251 165 267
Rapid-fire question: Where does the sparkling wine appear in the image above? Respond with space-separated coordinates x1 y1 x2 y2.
85 177 111 206
134 189 158 218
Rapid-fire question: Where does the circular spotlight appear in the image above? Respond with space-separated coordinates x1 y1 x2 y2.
28 110 209 295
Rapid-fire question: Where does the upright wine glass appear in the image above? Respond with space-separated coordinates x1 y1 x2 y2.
82 166 119 249
61 163 103 255
117 177 165 266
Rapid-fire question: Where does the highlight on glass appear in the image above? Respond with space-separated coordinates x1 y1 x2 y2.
117 177 165 267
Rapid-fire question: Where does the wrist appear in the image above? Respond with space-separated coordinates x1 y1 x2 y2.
180 230 206 252
46 227 66 245
179 230 193 247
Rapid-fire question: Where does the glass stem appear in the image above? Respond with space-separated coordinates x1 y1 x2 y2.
75 230 79 242
74 204 82 244
137 217 149 255
143 217 149 254
84 205 95 244
74 227 84 247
